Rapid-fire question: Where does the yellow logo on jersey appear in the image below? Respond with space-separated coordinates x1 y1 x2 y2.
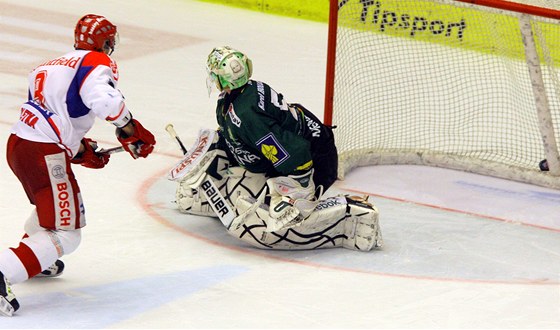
256 133 289 166
261 144 279 163
296 160 313 171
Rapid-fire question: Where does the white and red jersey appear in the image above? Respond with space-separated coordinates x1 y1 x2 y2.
11 49 132 157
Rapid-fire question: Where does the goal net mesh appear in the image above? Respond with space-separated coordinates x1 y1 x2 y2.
330 0 560 188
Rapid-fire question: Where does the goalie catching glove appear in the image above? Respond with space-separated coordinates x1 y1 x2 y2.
71 137 110 169
116 119 156 159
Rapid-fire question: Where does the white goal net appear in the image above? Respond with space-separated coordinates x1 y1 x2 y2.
325 0 560 189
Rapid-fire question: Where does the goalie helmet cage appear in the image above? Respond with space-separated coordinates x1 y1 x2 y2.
324 0 560 190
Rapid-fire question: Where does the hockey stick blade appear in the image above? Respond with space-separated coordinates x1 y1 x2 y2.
165 123 188 155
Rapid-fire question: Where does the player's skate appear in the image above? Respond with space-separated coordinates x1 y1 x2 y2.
0 271 19 316
36 259 65 278
342 195 383 251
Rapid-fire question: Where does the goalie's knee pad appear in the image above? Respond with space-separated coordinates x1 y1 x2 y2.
342 196 383 251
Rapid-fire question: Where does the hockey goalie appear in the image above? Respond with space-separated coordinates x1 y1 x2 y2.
168 45 382 251
168 128 383 251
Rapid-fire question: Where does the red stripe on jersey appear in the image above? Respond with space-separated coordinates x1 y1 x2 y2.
10 243 42 278
105 102 126 121
46 117 61 138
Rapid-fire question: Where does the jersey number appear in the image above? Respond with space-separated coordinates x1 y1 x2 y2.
270 89 289 111
270 89 299 120
34 70 48 108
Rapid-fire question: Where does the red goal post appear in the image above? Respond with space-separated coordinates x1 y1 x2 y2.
324 0 560 189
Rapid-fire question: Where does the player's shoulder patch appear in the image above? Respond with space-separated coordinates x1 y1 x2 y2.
226 104 242 128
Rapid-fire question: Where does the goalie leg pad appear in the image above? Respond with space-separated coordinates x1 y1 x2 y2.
227 195 343 250
177 165 268 218
228 195 382 251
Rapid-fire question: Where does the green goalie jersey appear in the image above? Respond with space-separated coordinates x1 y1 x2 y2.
215 80 315 177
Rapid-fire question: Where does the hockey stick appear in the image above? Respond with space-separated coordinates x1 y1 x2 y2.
165 123 188 155
96 146 125 155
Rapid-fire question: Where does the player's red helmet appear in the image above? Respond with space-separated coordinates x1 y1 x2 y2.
74 14 118 55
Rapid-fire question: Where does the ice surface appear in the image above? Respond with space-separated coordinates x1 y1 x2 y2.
0 0 558 328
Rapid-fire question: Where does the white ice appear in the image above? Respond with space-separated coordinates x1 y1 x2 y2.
0 0 558 328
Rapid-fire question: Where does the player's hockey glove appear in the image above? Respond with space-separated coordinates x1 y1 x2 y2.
71 138 110 169
116 119 156 159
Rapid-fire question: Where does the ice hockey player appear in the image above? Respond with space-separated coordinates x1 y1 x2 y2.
171 46 382 252
0 14 156 316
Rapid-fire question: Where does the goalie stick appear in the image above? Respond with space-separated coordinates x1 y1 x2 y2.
165 123 188 155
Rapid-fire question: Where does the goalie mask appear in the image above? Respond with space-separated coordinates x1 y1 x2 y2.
74 14 119 55
206 46 253 94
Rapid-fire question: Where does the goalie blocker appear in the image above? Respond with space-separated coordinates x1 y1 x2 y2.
170 128 383 251
170 129 267 221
